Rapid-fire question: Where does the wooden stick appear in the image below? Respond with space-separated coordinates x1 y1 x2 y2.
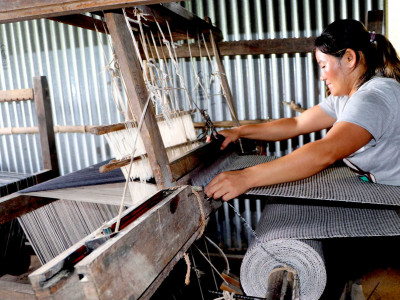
0 119 273 135
0 88 33 102
206 16 240 128
99 141 199 173
282 100 306 113
89 122 127 135
33 76 59 176
266 268 295 300
366 10 384 34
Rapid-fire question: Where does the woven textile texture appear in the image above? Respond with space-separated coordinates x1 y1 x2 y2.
241 201 400 299
225 155 400 206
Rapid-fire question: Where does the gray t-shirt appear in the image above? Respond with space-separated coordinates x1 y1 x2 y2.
319 77 400 185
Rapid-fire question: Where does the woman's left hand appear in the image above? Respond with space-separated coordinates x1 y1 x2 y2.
205 169 251 201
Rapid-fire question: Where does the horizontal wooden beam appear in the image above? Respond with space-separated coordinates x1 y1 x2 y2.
0 120 272 135
169 139 225 181
29 186 220 299
0 88 33 102
0 169 60 224
0 0 177 24
166 37 315 59
48 14 108 34
0 193 56 225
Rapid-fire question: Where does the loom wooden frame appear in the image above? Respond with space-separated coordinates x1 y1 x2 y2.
1 3 384 299
0 3 236 300
0 76 60 224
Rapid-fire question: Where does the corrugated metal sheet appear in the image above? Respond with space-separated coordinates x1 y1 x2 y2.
184 0 385 250
0 0 385 249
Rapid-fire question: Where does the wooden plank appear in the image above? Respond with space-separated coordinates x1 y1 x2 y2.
169 140 226 181
0 0 177 24
139 3 223 42
0 193 55 225
0 281 35 300
104 11 173 188
33 76 60 177
23 182 130 206
0 88 33 102
29 186 219 299
75 186 215 299
154 37 316 59
266 270 285 300
0 168 58 224
366 10 384 34
49 14 108 33
99 141 199 173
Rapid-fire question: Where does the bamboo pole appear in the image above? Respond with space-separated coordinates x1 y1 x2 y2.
0 119 273 135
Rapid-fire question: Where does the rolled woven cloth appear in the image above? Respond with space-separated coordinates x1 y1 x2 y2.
240 201 400 299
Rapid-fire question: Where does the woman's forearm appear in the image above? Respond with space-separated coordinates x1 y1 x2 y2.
245 139 336 188
238 118 301 141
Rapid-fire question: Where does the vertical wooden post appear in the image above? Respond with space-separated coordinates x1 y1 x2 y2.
104 11 173 188
266 269 294 300
33 76 59 178
366 10 383 34
205 17 240 127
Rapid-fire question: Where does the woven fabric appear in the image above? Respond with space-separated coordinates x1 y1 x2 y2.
240 201 400 299
226 155 400 206
241 239 326 300
253 202 400 240
21 160 125 193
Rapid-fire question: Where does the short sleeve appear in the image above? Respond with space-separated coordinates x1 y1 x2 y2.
338 89 392 141
318 95 337 119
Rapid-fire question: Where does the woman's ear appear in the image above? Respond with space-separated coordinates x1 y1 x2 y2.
343 49 358 68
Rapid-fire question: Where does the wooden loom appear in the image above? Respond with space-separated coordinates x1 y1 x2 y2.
0 2 242 299
2 3 384 300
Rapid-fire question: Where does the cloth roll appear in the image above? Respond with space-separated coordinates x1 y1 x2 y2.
241 238 326 299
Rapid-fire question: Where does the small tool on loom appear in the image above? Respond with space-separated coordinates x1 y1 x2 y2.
198 108 226 143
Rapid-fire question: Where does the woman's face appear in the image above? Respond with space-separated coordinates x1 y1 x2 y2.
315 49 350 96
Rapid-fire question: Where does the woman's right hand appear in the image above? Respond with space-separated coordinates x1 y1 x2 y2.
218 127 240 150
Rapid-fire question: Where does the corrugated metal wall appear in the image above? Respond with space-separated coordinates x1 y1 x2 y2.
0 0 384 249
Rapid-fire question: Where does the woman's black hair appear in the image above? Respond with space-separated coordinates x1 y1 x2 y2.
315 19 400 86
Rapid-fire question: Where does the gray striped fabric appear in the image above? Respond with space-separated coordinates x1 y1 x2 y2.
240 197 400 298
226 155 400 206
253 202 400 240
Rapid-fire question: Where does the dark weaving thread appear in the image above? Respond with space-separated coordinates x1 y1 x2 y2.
21 159 126 193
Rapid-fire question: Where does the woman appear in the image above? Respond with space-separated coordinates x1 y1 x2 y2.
205 19 400 201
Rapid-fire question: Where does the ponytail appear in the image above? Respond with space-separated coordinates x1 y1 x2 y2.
373 33 400 82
